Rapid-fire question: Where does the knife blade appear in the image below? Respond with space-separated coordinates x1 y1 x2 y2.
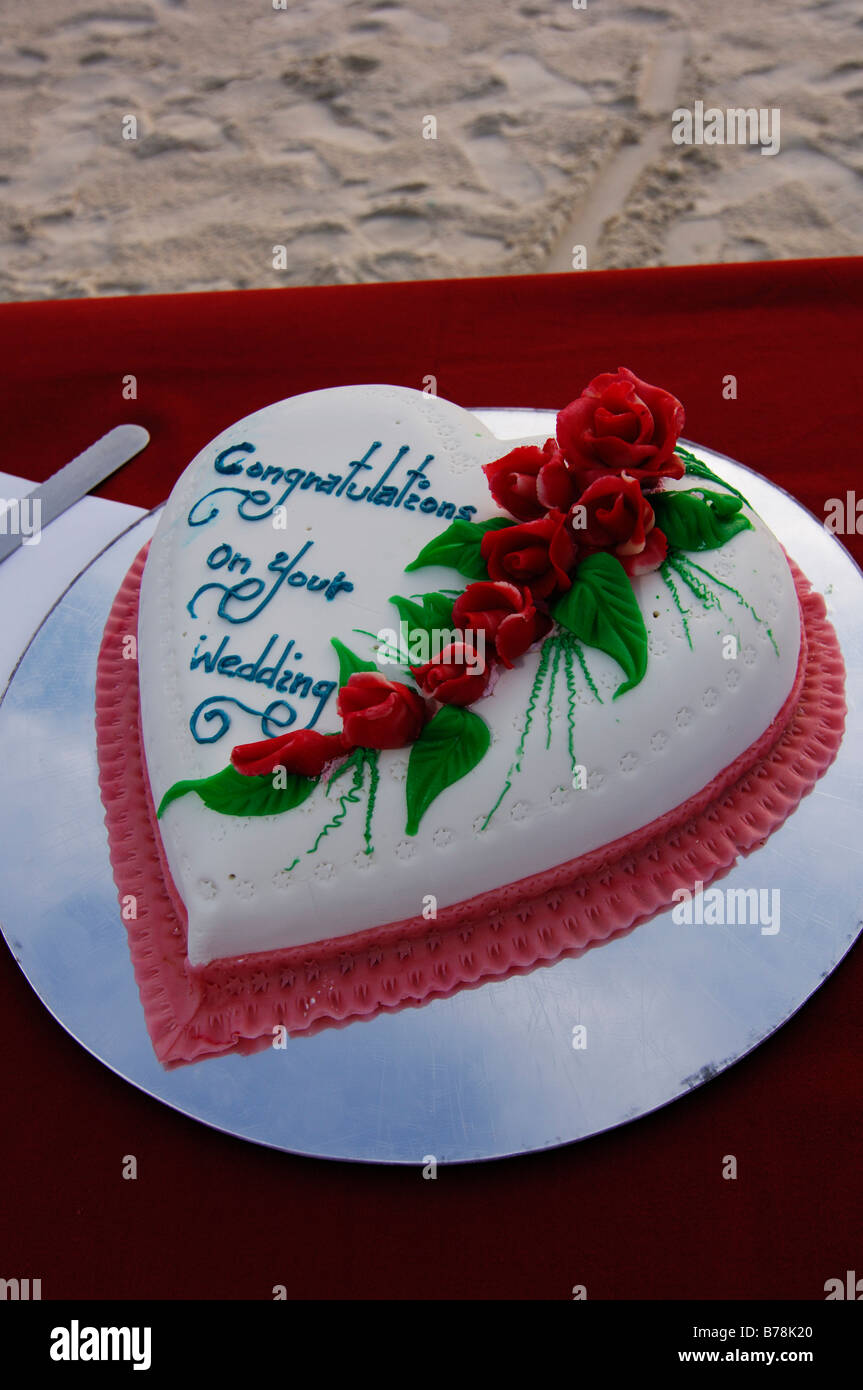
0 423 150 566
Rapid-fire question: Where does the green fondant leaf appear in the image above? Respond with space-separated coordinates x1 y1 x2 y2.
330 636 377 687
388 590 456 660
158 764 317 818
675 446 749 506
652 487 752 552
405 706 491 835
552 551 648 699
404 516 514 580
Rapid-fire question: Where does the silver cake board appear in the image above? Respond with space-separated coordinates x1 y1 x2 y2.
0 415 861 1164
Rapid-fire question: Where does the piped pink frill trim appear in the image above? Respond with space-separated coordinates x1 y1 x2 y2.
95 546 846 1066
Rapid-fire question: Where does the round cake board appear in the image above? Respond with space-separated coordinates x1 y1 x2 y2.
0 417 861 1165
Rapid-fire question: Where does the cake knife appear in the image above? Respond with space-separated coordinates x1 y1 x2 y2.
0 423 150 566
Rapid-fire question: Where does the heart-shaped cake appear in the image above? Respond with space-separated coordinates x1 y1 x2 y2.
96 370 846 1064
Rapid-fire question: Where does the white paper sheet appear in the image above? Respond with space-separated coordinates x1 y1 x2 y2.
0 470 146 693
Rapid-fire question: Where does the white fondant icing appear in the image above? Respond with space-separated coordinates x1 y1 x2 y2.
138 386 801 966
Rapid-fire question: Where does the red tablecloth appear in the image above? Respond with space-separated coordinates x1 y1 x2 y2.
1 259 861 1300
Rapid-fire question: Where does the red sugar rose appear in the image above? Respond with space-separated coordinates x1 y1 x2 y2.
557 366 685 489
480 509 578 600
452 580 552 668
571 471 668 576
337 671 428 749
483 437 579 522
411 641 493 706
231 728 351 779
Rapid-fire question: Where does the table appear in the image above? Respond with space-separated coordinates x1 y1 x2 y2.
0 259 861 1299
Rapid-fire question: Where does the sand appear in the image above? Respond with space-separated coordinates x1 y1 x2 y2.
0 0 860 299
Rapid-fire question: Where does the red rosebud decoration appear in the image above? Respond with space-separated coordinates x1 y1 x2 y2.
411 641 493 706
557 367 685 489
480 509 578 599
483 437 580 522
231 728 351 778
571 471 668 577
337 671 429 749
452 580 552 668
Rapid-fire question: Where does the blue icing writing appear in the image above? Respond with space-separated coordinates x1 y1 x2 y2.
190 696 296 745
187 439 477 527
188 633 337 742
187 541 354 624
188 486 274 527
206 542 252 575
190 631 334 703
214 442 256 474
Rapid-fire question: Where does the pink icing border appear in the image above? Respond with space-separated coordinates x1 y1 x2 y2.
96 547 846 1066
